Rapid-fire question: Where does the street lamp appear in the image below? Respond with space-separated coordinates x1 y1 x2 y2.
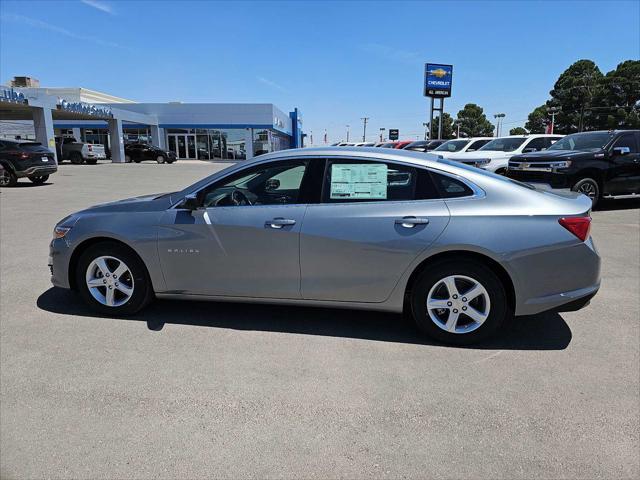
494 113 506 137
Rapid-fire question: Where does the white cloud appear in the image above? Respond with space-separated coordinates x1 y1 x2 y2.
80 0 114 15
257 76 287 92
1 13 126 49
359 43 422 65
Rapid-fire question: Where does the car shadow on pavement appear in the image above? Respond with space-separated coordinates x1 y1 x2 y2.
37 287 572 350
596 198 640 211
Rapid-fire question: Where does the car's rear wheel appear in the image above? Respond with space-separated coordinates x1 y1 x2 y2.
572 177 599 207
156 155 165 164
76 242 154 315
0 165 17 187
28 174 49 184
411 260 509 345
70 152 83 164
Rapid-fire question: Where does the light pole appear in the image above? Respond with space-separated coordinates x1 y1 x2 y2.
494 113 505 137
361 117 369 142
346 125 350 142
456 121 461 138
422 122 429 140
379 127 386 142
547 107 560 134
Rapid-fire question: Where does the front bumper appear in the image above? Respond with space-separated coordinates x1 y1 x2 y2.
49 237 72 289
507 168 573 189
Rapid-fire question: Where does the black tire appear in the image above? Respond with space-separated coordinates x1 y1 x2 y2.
70 152 84 165
75 241 154 315
166 159 175 164
156 155 165 164
572 177 600 208
28 174 49 184
134 159 141 163
410 260 510 345
0 165 17 187
85 159 97 165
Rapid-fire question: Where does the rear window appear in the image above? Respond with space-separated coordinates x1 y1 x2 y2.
18 142 44 152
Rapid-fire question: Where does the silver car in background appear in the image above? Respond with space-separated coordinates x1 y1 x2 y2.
49 147 600 345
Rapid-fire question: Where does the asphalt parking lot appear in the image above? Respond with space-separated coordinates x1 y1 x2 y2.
1 161 638 479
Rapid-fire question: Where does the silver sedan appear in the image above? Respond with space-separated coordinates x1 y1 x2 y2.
49 147 600 345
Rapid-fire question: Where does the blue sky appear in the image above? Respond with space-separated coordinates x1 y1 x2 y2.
1 0 639 144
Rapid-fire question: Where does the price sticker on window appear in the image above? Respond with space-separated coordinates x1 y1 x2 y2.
330 164 388 200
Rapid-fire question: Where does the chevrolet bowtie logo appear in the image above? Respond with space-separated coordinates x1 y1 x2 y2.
431 68 449 78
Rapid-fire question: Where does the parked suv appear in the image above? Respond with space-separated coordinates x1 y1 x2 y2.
56 137 106 165
432 137 493 157
450 134 563 174
0 139 57 187
124 143 177 164
507 130 640 206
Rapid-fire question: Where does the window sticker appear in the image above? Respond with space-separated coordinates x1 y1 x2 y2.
330 163 388 199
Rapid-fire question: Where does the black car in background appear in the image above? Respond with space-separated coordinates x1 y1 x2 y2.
403 139 447 152
507 130 640 206
124 143 177 164
0 139 57 187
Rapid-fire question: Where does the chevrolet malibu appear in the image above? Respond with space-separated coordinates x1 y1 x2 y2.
49 147 600 345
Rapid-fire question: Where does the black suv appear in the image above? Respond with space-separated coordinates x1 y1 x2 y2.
506 130 640 206
0 139 57 187
124 143 177 164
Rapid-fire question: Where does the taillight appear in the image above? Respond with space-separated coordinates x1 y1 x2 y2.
559 216 591 242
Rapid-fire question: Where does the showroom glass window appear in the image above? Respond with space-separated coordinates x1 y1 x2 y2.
199 160 309 207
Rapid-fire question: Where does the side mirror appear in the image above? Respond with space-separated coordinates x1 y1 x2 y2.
180 193 199 210
613 146 631 156
265 178 280 191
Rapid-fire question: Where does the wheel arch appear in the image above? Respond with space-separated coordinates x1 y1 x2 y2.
68 236 148 290
0 160 16 173
403 250 516 313
572 168 603 188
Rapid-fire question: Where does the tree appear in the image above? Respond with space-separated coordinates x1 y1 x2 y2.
549 59 604 133
454 103 494 137
525 105 549 133
509 127 528 135
593 60 640 129
430 112 454 139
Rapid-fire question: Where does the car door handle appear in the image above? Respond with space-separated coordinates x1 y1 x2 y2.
265 217 296 229
395 216 429 228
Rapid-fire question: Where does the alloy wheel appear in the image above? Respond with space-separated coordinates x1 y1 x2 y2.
85 256 135 307
0 169 10 186
426 275 491 334
578 182 596 199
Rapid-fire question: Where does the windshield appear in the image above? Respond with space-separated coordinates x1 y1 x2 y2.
547 132 614 152
434 140 470 152
479 138 527 152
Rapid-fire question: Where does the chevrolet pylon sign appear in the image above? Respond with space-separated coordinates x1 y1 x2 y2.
424 63 453 97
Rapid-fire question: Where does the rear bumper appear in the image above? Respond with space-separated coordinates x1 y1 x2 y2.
15 165 58 178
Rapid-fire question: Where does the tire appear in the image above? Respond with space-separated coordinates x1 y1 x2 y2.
0 165 17 187
571 177 600 208
86 159 97 165
156 155 165 164
70 152 83 165
166 159 175 164
125 155 132 163
75 241 154 315
410 260 509 345
28 174 49 184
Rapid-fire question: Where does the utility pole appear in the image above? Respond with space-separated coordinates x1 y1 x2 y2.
456 122 461 138
547 107 560 134
379 127 386 142
361 117 369 142
346 125 350 142
422 122 429 140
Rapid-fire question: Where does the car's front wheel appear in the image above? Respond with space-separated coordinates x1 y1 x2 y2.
411 260 509 345
76 241 154 315
572 177 600 207
156 155 165 164
0 165 17 187
28 174 49 184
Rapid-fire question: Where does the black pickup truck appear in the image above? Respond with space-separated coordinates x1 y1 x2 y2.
506 130 640 206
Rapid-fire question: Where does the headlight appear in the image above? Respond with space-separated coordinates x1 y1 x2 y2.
53 226 71 239
551 160 572 170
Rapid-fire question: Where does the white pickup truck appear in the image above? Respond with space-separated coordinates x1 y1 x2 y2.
55 137 107 165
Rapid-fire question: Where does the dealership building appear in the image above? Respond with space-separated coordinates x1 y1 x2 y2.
0 77 304 162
